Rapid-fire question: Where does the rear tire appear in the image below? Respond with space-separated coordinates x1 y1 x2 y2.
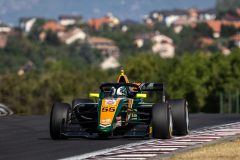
169 99 189 136
50 102 70 140
152 103 172 139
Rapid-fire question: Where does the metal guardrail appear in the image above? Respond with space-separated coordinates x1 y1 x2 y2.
0 103 14 116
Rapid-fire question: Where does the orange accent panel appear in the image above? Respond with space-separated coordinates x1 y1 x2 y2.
126 99 134 123
133 83 141 86
100 98 121 126
117 75 129 83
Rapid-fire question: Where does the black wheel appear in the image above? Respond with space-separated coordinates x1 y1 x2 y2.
50 102 70 140
169 99 189 136
72 99 94 109
152 103 172 139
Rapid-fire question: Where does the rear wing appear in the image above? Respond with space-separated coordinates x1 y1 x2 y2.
138 83 166 103
139 83 164 92
116 70 165 102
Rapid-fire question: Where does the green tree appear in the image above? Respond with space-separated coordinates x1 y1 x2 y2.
167 53 210 112
44 30 61 46
194 23 213 38
216 0 240 18
176 26 198 55
28 19 47 41
221 25 239 37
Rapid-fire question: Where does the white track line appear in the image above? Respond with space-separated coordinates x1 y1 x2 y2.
60 122 240 160
59 140 156 160
104 158 146 160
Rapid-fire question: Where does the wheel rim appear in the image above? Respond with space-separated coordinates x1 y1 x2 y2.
185 106 189 131
169 111 173 135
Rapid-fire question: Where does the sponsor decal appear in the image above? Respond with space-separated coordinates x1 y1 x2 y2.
101 118 111 125
99 98 121 127
116 116 122 127
105 99 116 105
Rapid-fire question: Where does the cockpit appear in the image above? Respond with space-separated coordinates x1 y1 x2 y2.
100 83 140 98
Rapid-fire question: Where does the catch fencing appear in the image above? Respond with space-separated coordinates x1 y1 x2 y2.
219 91 240 113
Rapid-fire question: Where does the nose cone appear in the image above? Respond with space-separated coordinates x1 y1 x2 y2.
98 98 122 133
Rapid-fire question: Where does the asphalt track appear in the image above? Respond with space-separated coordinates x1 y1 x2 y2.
0 114 240 160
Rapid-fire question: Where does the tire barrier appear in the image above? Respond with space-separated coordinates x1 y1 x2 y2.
0 103 13 116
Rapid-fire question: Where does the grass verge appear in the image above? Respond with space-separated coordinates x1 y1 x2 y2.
164 137 240 160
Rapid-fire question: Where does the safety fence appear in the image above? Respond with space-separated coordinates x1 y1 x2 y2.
219 91 240 113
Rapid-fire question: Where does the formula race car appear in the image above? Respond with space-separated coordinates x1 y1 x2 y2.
50 70 189 139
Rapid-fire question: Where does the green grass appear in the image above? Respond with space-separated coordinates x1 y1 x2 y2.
165 137 240 160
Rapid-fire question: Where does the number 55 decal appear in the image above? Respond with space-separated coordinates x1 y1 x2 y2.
102 106 116 112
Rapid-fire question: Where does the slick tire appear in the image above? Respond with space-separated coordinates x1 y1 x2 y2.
169 99 189 136
50 102 70 140
152 103 172 139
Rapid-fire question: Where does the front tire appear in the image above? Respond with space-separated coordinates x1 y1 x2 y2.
169 99 189 136
50 102 70 140
152 103 172 139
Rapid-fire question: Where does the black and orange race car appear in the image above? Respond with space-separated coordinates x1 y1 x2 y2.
50 70 189 139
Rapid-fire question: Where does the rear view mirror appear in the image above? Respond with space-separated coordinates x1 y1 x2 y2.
136 93 147 98
89 93 99 98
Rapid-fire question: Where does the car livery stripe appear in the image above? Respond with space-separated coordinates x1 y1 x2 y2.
99 98 121 127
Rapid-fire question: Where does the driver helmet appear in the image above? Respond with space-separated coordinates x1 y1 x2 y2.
110 87 116 96
117 86 127 96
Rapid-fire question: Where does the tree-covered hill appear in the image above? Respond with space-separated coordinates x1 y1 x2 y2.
0 48 240 114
